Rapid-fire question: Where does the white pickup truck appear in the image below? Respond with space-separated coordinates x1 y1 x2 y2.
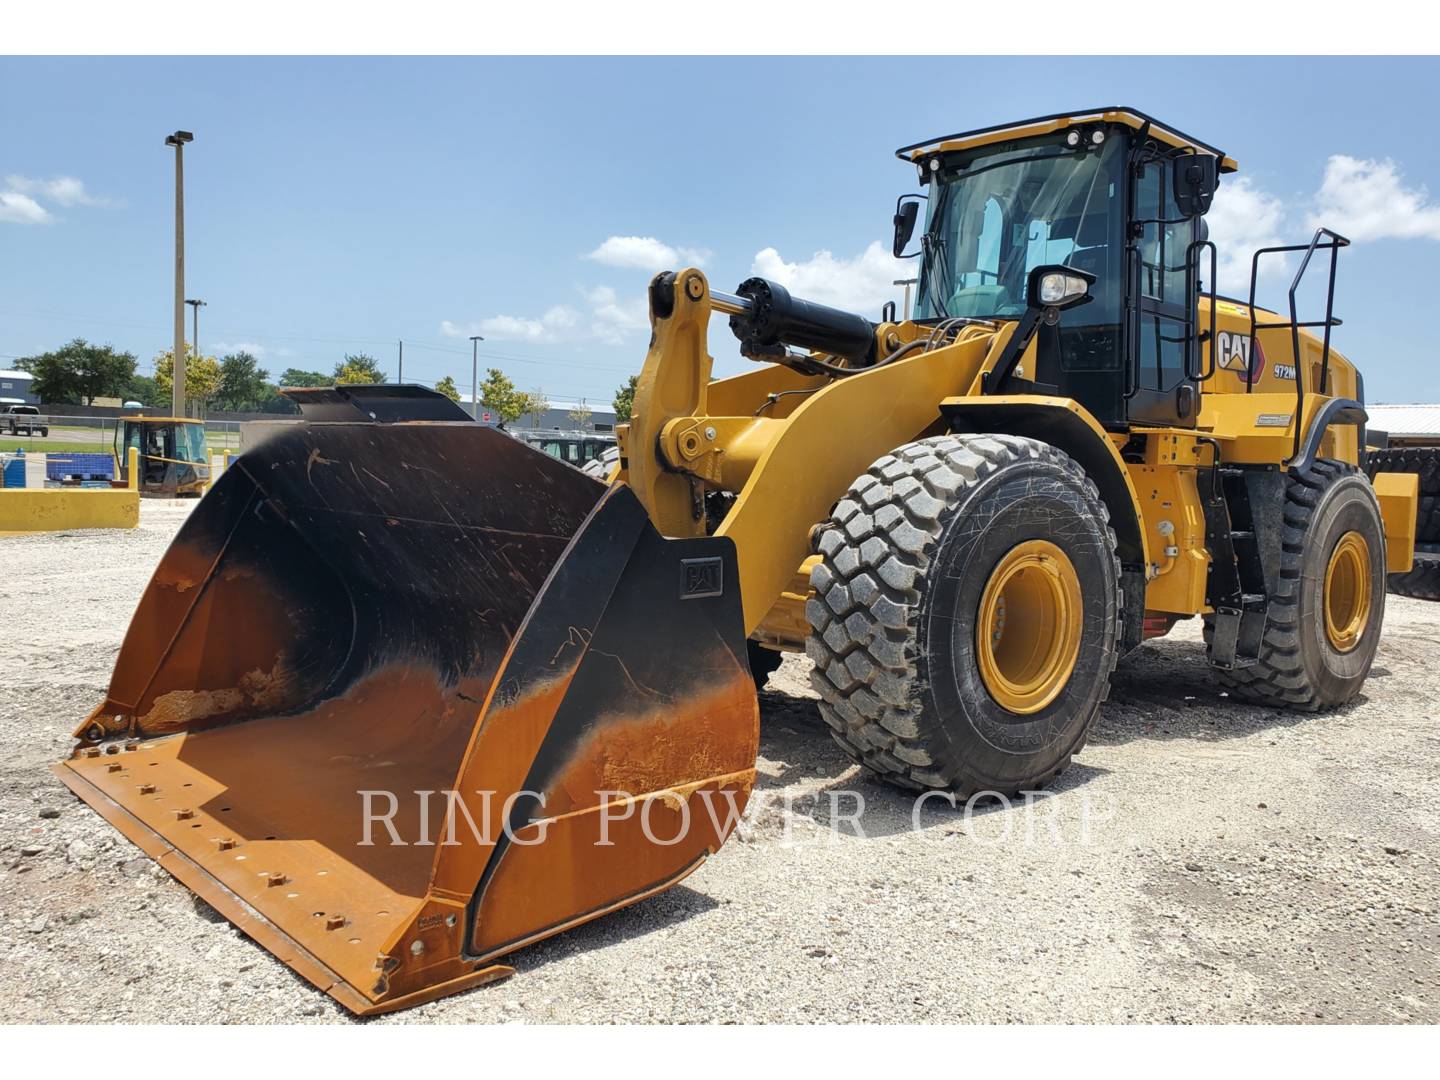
2 405 50 437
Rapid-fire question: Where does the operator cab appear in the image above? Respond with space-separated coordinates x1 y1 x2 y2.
895 108 1232 429
114 415 209 495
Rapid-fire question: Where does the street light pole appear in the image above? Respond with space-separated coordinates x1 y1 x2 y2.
469 335 484 419
398 340 403 382
893 277 918 321
185 299 206 364
165 130 194 418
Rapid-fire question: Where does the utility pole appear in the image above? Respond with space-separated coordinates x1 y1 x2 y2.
893 277 918 321
397 340 403 382
469 335 484 419
185 299 206 363
165 130 194 418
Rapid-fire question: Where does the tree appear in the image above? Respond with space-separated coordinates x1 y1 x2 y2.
613 374 638 424
153 346 223 416
478 367 525 425
567 399 592 431
17 338 137 405
521 388 550 428
125 373 160 407
434 375 461 402
215 351 272 412
334 353 386 385
278 367 331 388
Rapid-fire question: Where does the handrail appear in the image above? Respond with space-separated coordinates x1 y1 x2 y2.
1187 238 1219 381
1243 228 1350 463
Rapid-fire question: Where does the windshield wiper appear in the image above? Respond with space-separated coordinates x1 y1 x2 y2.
921 233 955 319
918 178 956 318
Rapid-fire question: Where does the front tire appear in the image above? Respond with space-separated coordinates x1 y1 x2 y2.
805 434 1121 796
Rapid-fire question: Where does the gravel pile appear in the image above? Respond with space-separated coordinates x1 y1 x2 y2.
2 501 1436 1023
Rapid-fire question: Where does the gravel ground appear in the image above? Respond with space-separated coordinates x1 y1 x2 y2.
2 500 1437 1024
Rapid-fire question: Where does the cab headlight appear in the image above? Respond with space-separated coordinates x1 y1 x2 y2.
1026 264 1097 312
1038 271 1089 305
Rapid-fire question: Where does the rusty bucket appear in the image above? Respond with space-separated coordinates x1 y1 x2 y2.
54 388 758 1014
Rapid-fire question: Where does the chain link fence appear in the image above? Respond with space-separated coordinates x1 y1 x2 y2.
2 415 243 455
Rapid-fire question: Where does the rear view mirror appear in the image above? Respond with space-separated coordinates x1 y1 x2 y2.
1174 154 1219 217
893 195 923 258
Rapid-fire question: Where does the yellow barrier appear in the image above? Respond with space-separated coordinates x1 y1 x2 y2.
0 489 140 533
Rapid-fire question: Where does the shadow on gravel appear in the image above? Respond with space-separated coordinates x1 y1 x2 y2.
495 883 721 977
751 683 1118 840
1098 638 1371 745
745 633 1379 841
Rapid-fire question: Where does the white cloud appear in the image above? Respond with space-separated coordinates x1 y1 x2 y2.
584 285 648 345
443 305 584 345
0 191 51 225
1204 175 1290 294
444 284 651 347
586 235 710 272
2 174 118 225
1203 154 1440 294
5 175 115 208
750 240 904 315
211 341 270 359
1307 155 1440 242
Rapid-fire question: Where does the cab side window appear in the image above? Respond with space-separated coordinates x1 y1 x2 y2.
1135 159 1195 395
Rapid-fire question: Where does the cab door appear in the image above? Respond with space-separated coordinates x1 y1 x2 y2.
118 421 145 480
1128 156 1199 428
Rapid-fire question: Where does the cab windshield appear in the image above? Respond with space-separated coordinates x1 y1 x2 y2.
176 423 207 463
912 134 1123 322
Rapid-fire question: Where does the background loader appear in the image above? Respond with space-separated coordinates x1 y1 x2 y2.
111 414 210 496
56 107 1419 1014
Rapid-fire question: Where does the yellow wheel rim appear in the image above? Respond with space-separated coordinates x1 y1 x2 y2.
976 540 1083 715
1324 530 1372 653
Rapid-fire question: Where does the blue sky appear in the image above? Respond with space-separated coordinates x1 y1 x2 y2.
3 56 1439 404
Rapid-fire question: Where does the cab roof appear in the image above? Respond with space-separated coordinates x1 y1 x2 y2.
897 107 1239 174
122 415 203 425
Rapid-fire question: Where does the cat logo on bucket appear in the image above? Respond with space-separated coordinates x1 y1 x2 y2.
1215 331 1264 385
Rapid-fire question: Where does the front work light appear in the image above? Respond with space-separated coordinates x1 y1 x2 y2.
1037 271 1090 306
1026 265 1097 317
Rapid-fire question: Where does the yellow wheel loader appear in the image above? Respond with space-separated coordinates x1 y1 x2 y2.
111 415 211 496
55 108 1420 1014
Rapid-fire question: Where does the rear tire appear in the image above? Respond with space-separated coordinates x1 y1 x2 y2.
805 434 1121 796
1209 460 1386 710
